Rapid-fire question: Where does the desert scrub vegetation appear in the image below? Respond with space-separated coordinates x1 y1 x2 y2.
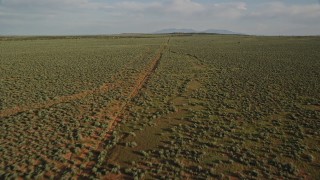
0 37 162 110
98 35 320 179
0 35 167 178
1 35 319 179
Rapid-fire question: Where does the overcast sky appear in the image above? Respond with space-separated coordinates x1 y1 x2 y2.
0 0 319 35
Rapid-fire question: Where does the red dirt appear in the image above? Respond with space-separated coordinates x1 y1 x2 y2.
0 48 153 119
0 83 117 118
104 41 168 135
77 39 169 175
1 40 168 177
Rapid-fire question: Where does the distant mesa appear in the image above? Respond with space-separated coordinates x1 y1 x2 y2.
154 28 240 35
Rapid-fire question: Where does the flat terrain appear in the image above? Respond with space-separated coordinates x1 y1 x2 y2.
0 35 319 179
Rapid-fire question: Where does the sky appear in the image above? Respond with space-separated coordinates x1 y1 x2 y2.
0 0 320 35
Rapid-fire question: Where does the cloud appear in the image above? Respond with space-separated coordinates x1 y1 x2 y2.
166 0 205 14
239 2 320 35
0 0 319 35
207 2 247 19
213 2 247 11
249 2 320 19
116 1 162 11
2 0 83 8
1 0 112 10
0 0 247 17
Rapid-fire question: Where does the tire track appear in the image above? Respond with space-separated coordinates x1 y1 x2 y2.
105 40 168 134
1 38 169 178
0 48 152 118
76 39 169 176
0 83 116 118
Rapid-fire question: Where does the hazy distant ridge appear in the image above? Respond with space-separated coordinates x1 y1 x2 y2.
154 28 239 34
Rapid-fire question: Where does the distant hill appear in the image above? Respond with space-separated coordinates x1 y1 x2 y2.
154 28 240 35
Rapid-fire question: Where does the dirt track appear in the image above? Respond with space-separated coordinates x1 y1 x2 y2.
73 38 169 176
0 83 116 118
0 38 169 177
105 40 169 133
0 47 153 119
